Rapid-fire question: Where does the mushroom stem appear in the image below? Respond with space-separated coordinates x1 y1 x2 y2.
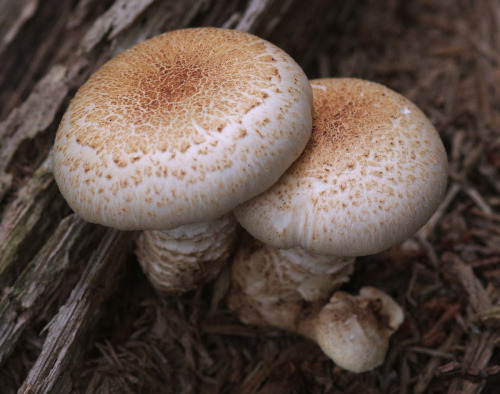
228 238 404 373
227 238 354 332
136 215 238 294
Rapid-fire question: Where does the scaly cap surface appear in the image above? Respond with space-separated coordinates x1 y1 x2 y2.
235 78 448 256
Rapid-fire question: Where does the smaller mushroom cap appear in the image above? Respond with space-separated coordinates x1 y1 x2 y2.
314 287 404 373
234 78 448 256
52 28 312 230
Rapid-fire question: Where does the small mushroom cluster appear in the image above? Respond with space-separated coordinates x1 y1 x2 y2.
52 28 448 373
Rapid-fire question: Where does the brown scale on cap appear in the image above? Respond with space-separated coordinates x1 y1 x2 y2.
234 78 448 256
289 79 435 193
52 28 312 231
68 29 278 161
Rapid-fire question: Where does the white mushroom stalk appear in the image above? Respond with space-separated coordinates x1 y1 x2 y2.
136 215 237 293
51 28 313 294
230 78 448 372
228 238 401 373
229 239 355 332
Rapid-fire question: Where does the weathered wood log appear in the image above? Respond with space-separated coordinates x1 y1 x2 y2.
0 161 67 288
19 228 132 393
0 214 93 364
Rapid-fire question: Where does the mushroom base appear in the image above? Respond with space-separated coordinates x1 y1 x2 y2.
228 241 354 332
299 287 404 373
227 239 404 373
135 215 238 294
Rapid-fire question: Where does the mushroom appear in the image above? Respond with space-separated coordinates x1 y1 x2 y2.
229 78 448 372
311 287 405 373
51 27 312 293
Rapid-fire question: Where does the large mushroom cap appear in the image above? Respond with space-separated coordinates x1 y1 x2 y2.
52 27 312 230
235 78 448 256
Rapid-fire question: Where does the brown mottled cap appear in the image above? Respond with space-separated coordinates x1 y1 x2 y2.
234 78 448 256
52 28 312 230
